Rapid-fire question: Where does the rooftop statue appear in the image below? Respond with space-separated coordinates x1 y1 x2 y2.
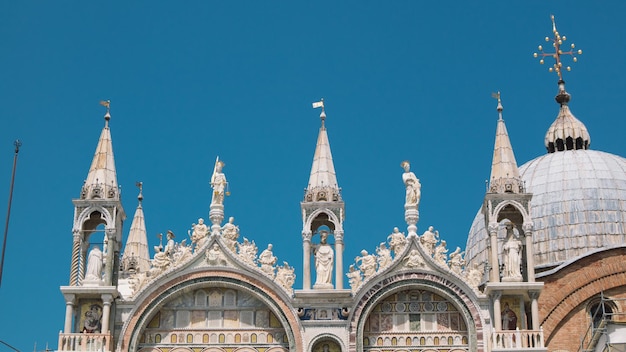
346 264 362 293
189 218 208 250
387 227 407 255
420 226 439 256
210 158 227 206
221 216 239 252
355 249 377 280
259 244 277 277
401 161 421 207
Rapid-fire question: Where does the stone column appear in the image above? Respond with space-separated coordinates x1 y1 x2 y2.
104 228 115 286
530 291 540 330
523 223 536 282
101 293 114 333
488 223 500 282
335 230 344 290
492 291 502 331
63 293 75 333
302 231 312 290
69 230 81 286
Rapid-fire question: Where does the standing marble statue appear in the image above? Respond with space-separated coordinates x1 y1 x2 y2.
85 245 104 281
221 217 240 252
502 222 523 280
401 161 421 207
258 244 277 276
420 226 439 256
210 158 227 205
313 231 334 288
190 218 208 249
387 227 407 255
355 250 377 279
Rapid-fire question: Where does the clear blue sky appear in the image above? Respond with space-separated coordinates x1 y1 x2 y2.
1 1 625 350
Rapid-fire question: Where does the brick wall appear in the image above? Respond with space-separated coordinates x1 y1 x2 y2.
538 247 626 351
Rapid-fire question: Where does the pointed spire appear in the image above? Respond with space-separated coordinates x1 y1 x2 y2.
122 182 150 273
488 93 524 194
304 100 341 202
80 101 119 200
533 16 590 153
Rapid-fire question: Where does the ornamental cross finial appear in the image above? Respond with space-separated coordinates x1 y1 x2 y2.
533 15 582 81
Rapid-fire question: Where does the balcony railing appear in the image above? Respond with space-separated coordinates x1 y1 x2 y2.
58 332 111 352
492 328 545 350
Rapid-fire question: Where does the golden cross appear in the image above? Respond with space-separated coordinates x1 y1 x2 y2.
533 15 583 81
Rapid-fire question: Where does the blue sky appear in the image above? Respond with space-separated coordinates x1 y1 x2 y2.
1 1 625 350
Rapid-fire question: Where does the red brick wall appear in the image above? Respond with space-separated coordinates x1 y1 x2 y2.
538 247 626 351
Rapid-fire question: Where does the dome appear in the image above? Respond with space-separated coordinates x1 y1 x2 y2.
466 149 626 271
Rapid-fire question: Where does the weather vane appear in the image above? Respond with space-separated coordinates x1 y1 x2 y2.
533 15 582 81
491 91 503 113
312 98 326 124
99 100 111 114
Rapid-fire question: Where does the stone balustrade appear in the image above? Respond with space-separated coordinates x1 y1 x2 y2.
492 328 545 350
58 332 111 352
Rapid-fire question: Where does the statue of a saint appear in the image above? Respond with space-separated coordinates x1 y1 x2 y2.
221 217 239 252
190 218 208 249
85 245 103 282
420 226 439 256
210 158 227 205
355 249 377 279
259 244 277 277
313 231 334 289
387 227 407 255
502 222 523 280
401 161 421 207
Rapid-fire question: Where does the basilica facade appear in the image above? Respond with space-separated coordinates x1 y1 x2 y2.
55 20 626 352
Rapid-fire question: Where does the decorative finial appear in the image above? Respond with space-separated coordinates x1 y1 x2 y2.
136 181 143 203
99 100 111 124
312 98 325 126
533 15 582 81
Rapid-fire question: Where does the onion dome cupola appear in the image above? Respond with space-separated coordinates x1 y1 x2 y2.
121 182 151 274
300 99 346 291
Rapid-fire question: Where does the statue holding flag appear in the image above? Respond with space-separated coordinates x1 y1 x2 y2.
210 157 227 206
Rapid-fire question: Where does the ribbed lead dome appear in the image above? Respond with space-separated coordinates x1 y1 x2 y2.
466 149 626 271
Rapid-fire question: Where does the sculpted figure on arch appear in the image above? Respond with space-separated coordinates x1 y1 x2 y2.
401 161 421 207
